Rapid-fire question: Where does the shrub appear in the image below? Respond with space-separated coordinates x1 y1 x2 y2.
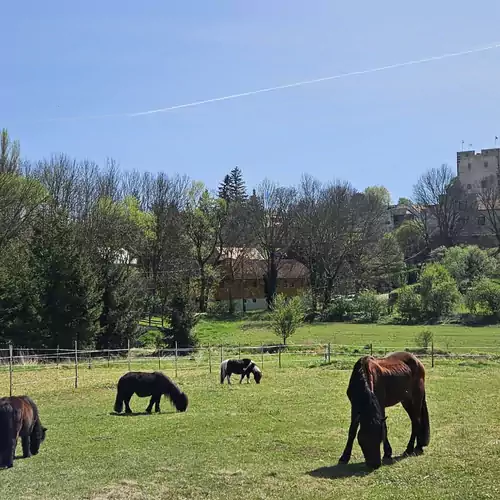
465 278 500 317
206 300 232 318
419 263 460 319
415 329 433 349
322 296 353 322
355 290 385 323
270 293 304 345
442 245 497 292
396 285 422 322
162 294 199 349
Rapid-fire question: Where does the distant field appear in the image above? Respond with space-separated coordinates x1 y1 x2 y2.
0 358 499 499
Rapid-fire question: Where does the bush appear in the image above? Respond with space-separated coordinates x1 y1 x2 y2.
137 328 164 349
442 245 497 292
465 278 500 317
206 300 232 318
162 294 199 349
415 329 433 349
419 263 460 319
322 296 353 322
355 290 385 323
270 294 304 344
396 285 422 322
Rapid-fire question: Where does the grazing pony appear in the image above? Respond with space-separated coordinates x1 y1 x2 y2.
220 358 262 384
338 351 430 469
114 371 188 414
0 396 47 469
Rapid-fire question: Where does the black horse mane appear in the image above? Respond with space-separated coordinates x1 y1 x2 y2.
155 372 187 409
348 358 384 426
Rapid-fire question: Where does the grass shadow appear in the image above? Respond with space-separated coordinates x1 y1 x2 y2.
307 455 406 480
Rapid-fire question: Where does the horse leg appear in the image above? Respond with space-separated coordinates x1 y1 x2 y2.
154 395 161 413
21 435 31 458
124 395 133 414
382 420 393 461
146 394 156 413
401 400 419 456
239 373 245 384
338 408 360 464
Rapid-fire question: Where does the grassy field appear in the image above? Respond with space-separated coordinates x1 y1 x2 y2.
139 313 500 354
0 356 499 499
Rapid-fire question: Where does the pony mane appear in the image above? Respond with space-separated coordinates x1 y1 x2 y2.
155 372 186 408
350 358 384 425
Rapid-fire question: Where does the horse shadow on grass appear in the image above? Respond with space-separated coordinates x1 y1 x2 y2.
108 410 176 417
307 455 407 480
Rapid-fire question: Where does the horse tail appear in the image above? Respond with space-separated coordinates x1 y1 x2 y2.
419 392 430 447
114 391 124 413
220 360 228 384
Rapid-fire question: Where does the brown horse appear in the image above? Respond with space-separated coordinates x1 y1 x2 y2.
338 351 430 469
0 396 47 468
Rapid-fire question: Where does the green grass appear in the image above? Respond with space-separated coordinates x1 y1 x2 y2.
189 314 500 354
0 357 499 499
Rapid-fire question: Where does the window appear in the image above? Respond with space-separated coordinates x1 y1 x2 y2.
252 298 257 303
219 281 225 289
459 201 467 211
252 280 257 288
478 216 486 226
484 161 489 168
468 162 472 170
467 184 472 190
291 281 295 287
481 179 488 189
283 280 288 288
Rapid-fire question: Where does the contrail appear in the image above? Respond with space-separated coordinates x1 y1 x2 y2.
47 42 500 122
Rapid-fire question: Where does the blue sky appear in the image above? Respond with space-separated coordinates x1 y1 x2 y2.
4 1 500 201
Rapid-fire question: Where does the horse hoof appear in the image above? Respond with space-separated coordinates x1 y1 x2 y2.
383 456 393 464
338 457 349 465
414 448 424 456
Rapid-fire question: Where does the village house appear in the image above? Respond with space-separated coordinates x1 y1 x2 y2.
213 247 309 311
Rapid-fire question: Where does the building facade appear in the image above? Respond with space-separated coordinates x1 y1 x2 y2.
457 148 500 194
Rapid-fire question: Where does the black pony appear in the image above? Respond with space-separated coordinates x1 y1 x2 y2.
114 371 188 414
220 358 262 384
0 395 47 469
338 351 430 469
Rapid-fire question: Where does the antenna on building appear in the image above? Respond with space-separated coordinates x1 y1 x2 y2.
461 140 464 151
495 135 498 146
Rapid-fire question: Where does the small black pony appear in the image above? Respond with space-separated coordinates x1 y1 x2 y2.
0 395 47 469
338 351 430 469
220 358 262 384
114 371 188 414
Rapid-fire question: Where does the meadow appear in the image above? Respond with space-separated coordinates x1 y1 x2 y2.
0 351 500 499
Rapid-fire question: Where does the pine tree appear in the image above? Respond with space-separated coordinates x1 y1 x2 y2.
229 166 247 202
218 174 232 203
30 216 102 348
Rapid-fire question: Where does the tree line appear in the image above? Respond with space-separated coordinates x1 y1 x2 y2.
0 128 493 349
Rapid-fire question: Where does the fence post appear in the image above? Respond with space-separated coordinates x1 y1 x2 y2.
9 344 13 397
88 351 92 370
208 344 212 374
220 344 223 363
158 348 161 370
175 341 178 378
57 345 60 368
328 342 331 363
261 344 264 368
324 344 328 362
107 349 110 368
74 340 79 389
278 346 282 369
370 343 373 356
431 340 435 368
238 343 241 359
127 339 131 372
